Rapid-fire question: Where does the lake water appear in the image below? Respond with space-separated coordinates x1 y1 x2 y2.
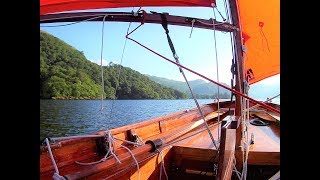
40 98 280 139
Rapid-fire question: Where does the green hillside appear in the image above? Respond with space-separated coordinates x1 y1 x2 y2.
40 31 187 100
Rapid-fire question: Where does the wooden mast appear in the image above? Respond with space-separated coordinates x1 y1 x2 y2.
217 0 245 179
228 0 245 152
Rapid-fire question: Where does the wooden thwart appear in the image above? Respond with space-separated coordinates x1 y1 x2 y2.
217 127 236 180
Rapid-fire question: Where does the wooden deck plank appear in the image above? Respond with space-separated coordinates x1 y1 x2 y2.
247 123 280 152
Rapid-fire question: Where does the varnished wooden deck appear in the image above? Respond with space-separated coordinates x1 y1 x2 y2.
170 116 280 166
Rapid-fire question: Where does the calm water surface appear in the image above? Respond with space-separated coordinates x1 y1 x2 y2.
40 99 215 139
40 98 280 139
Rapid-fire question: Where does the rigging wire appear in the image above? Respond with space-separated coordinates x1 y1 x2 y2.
159 14 218 149
40 12 136 28
40 13 134 25
126 36 280 114
100 15 108 111
40 15 105 27
212 7 222 143
179 67 218 149
248 93 280 111
107 21 132 122
212 3 226 22
195 19 225 26
223 0 231 23
228 22 236 117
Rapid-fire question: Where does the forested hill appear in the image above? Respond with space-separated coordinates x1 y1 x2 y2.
40 31 187 100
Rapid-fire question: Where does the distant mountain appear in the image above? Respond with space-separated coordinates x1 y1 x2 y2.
147 75 231 99
249 82 280 100
40 30 187 100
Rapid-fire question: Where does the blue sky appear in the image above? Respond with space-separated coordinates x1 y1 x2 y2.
40 1 280 99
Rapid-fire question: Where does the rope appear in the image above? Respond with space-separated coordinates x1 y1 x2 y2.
238 89 250 180
156 147 170 180
108 132 121 164
212 3 226 21
136 135 145 145
223 0 231 23
211 8 221 143
99 15 108 111
120 144 141 180
45 138 59 174
107 21 131 122
232 155 241 179
75 131 121 165
104 151 159 179
45 138 66 180
259 25 271 52
229 31 236 116
122 21 279 113
113 137 144 146
159 13 218 149
126 36 280 113
76 148 111 165
40 15 105 27
189 19 195 38
248 93 280 111
75 134 144 166
123 22 279 114
196 19 225 26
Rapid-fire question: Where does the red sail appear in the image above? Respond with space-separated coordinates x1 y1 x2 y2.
40 0 216 15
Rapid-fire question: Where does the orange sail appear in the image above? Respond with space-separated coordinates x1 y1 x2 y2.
237 0 280 84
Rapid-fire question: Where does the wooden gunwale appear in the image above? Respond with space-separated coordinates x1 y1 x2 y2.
63 109 230 179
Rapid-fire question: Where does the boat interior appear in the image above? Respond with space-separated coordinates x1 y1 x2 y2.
40 100 279 179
